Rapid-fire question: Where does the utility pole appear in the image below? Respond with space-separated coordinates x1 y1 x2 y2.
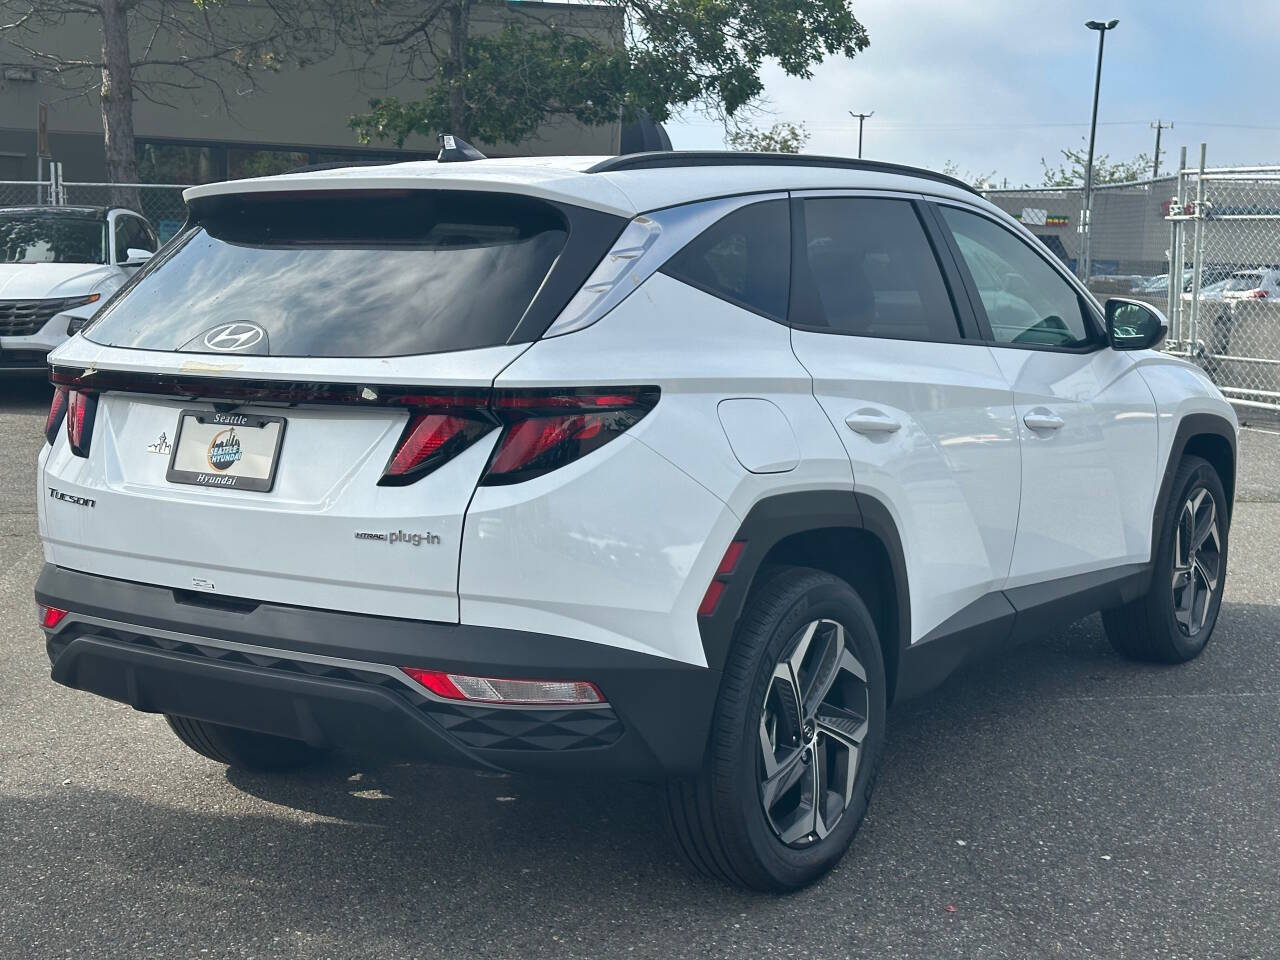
1151 119 1172 179
849 111 874 158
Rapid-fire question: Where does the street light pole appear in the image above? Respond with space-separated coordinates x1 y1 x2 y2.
1080 18 1118 281
849 111 874 158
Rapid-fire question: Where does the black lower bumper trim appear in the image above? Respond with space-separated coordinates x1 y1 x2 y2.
37 564 720 778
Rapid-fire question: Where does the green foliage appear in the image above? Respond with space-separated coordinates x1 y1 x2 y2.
350 1 869 147
941 161 998 190
728 122 809 154
1041 142 1153 187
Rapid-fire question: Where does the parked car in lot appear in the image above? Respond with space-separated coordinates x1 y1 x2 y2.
1222 267 1280 301
0 205 158 373
35 150 1237 892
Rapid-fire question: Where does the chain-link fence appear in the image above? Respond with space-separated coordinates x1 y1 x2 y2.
0 180 191 243
986 160 1280 415
1166 163 1280 413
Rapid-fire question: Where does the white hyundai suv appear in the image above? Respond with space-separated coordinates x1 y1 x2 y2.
0 205 158 372
35 150 1237 892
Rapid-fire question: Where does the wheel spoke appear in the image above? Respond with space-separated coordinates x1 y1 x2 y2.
769 662 804 734
1176 571 1197 630
1172 563 1193 590
1191 494 1216 551
1194 554 1220 593
761 743 808 809
811 742 831 840
801 622 844 720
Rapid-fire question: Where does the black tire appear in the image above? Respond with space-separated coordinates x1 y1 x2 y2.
1103 455 1229 663
165 715 328 771
664 566 887 892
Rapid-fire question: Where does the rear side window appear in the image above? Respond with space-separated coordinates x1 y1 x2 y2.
791 198 962 341
660 200 790 321
87 191 569 357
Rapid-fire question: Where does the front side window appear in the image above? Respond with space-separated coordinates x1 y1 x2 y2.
791 197 962 341
660 200 791 321
86 190 569 357
940 206 1094 348
0 212 106 264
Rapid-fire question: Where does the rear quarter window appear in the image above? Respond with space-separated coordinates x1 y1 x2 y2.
86 190 575 357
660 200 791 321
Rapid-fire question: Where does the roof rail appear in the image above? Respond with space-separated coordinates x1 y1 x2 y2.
281 159 401 175
586 151 979 195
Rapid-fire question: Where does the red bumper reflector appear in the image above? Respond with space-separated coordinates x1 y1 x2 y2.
400 667 605 705
699 540 747 617
697 580 726 617
716 540 746 577
39 605 68 629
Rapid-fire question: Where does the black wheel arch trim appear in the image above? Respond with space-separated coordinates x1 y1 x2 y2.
697 489 912 700
1151 413 1237 560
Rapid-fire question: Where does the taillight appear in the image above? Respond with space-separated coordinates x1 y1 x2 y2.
379 411 496 486
481 387 658 486
44 386 69 444
1247 289 1268 299
66 390 98 457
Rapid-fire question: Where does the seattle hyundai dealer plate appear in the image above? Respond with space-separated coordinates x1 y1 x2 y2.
166 410 286 492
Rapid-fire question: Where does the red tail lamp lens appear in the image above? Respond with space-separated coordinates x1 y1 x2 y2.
481 387 658 486
39 605 68 629
66 390 98 457
400 667 605 705
45 386 69 444
379 411 495 486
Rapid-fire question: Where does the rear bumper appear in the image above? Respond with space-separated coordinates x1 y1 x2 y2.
36 564 720 779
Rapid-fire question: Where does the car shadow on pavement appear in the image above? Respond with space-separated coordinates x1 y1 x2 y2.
8 602 1276 957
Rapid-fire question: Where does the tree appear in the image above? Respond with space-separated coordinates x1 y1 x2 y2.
0 1 329 203
728 122 808 154
1041 140 1153 187
344 1 869 148
941 160 999 191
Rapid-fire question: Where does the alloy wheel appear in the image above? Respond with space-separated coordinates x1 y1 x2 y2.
758 618 869 847
1172 486 1222 637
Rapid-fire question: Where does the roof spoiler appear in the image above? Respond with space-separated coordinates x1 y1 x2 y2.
437 134 487 163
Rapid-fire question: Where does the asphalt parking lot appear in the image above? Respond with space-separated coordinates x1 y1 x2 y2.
1 377 1277 960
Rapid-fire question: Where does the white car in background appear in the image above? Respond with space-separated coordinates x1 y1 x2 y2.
1221 267 1280 301
0 205 158 373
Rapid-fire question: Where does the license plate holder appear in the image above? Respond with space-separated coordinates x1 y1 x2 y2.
166 410 286 492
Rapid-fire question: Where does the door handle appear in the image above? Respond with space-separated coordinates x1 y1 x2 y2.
845 410 902 435
1023 408 1065 432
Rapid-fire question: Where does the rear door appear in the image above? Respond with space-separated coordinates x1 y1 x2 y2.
787 193 1022 643
932 201 1158 587
41 188 620 622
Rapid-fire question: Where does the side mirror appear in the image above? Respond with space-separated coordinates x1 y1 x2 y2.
123 247 154 266
1105 297 1168 351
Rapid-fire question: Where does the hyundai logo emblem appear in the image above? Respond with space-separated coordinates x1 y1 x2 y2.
202 322 266 352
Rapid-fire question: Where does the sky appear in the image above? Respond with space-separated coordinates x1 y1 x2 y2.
664 0 1277 187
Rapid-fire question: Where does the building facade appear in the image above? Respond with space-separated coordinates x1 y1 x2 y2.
0 1 624 185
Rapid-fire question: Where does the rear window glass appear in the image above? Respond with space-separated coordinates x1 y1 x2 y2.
1225 272 1264 291
86 190 568 357
660 200 790 321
